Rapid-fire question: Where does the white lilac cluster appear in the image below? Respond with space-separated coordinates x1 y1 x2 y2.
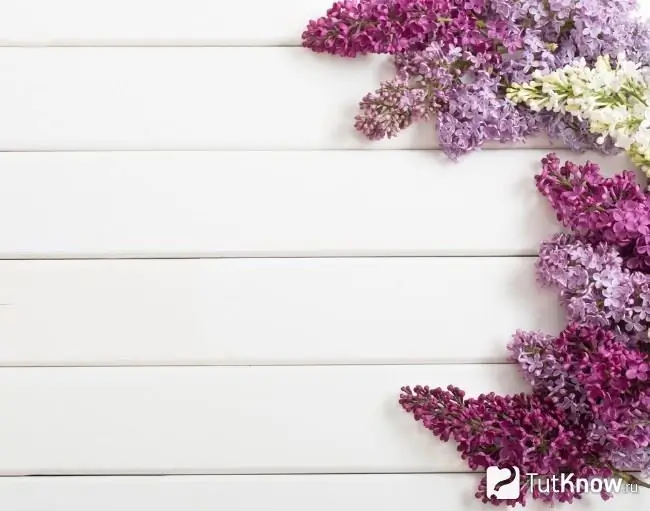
507 54 650 175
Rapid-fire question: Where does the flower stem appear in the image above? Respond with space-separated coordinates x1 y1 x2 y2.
610 467 650 489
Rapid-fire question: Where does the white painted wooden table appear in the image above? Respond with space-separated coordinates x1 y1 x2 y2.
0 1 647 509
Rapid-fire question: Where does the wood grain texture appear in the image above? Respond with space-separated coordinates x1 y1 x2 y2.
1 475 645 511
0 364 523 475
0 0 319 46
0 257 562 366
0 47 565 150
0 150 632 258
2 0 650 46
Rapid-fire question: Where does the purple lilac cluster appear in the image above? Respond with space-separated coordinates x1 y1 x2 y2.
302 0 504 58
509 324 650 477
536 153 650 271
533 153 650 340
400 325 650 506
399 155 650 506
399 373 636 506
353 41 458 139
527 156 650 479
535 112 621 155
434 72 536 158
303 0 650 159
536 233 650 345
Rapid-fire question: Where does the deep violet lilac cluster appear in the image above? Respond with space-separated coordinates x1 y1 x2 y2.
400 324 650 505
400 326 650 506
399 155 650 506
400 383 616 506
509 324 650 478
302 0 650 159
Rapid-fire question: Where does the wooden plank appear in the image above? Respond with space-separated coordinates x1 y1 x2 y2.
0 151 631 258
0 364 524 474
0 47 562 150
2 0 650 46
0 257 562 366
1 474 646 510
0 0 321 46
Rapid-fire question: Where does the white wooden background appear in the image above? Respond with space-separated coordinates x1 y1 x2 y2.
0 1 648 509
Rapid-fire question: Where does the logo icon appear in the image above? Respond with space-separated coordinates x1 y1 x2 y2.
486 466 521 500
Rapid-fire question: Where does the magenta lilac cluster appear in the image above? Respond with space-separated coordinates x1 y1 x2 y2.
536 154 650 271
400 155 650 506
302 0 650 158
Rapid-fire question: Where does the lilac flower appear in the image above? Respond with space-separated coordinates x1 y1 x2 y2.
354 79 432 139
567 0 650 66
535 112 622 155
393 41 465 84
301 0 435 57
626 363 649 381
610 447 650 477
536 153 650 270
536 233 650 344
399 382 621 505
301 0 492 57
435 73 536 159
303 0 650 156
401 323 650 506
509 323 650 425
511 323 650 479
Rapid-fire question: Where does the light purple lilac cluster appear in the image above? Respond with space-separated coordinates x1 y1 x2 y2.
536 234 650 345
399 155 650 506
302 0 650 158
